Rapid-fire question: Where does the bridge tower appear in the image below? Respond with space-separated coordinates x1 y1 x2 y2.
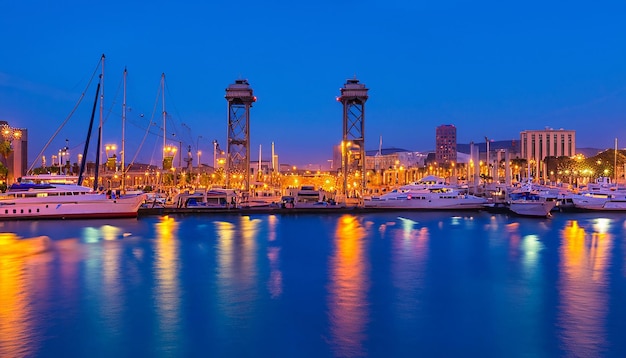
337 78 368 201
225 79 256 192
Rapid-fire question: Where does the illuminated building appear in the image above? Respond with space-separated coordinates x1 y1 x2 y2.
435 124 457 165
520 128 576 179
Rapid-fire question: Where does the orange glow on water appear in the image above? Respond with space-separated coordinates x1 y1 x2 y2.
0 233 50 357
558 219 611 355
329 215 369 357
154 216 181 342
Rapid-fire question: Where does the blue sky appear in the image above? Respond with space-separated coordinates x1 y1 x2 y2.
1 1 626 168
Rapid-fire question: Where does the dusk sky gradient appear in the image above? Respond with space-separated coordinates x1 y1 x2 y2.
2 1 626 168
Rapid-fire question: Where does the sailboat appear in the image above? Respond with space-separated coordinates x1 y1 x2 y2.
0 57 146 220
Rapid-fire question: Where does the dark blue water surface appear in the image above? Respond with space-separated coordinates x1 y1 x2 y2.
1 211 625 357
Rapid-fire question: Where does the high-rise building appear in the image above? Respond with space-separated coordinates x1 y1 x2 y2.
435 124 457 165
520 128 575 179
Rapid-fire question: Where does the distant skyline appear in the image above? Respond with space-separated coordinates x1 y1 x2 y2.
2 1 626 168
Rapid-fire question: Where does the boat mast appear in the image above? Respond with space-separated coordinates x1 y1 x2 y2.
161 73 166 190
615 137 618 185
122 67 127 193
93 54 105 191
78 76 101 186
99 54 105 178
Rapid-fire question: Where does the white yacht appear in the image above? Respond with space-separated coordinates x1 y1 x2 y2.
507 191 557 217
0 175 145 220
569 177 626 211
170 188 238 209
281 186 340 208
364 183 487 210
505 179 557 217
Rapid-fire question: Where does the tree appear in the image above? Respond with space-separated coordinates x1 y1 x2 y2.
0 140 12 184
0 162 8 186
0 140 12 167
588 149 626 179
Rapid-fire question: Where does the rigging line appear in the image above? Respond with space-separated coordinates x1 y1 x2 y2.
101 74 123 127
27 56 103 173
127 78 163 169
162 77 187 145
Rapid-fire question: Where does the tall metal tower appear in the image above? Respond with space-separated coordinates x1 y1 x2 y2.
337 78 368 201
225 79 256 192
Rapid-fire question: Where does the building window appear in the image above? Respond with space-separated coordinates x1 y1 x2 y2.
568 134 572 155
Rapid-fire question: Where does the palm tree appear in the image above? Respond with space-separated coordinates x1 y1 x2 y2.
0 140 12 166
0 140 12 183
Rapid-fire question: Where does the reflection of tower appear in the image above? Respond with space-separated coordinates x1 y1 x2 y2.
225 79 256 192
337 78 368 200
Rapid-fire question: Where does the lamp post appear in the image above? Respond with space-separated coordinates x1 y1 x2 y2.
60 139 69 175
163 145 177 169
213 140 218 169
196 136 203 165
105 144 117 172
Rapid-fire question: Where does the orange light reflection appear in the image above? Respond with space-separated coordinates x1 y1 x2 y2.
558 219 611 355
328 215 369 357
154 216 181 344
0 233 50 357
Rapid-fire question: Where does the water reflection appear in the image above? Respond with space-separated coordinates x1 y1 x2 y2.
0 234 49 357
154 216 181 350
392 217 428 319
328 215 369 357
559 219 611 355
267 215 282 298
100 229 124 334
214 216 261 320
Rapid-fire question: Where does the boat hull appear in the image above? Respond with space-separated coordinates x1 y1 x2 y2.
508 200 556 217
0 194 146 220
572 197 626 211
364 197 487 210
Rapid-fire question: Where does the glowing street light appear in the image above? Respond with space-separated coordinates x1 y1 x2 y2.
163 145 177 170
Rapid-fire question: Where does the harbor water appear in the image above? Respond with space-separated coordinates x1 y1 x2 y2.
1 211 625 357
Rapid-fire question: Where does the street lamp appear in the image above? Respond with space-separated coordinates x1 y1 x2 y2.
105 144 117 158
163 145 177 170
105 144 117 172
60 139 69 175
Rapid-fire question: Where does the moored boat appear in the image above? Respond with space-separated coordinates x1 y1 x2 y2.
364 185 487 210
507 191 556 217
0 176 145 220
568 177 626 211
169 188 238 209
570 192 626 211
